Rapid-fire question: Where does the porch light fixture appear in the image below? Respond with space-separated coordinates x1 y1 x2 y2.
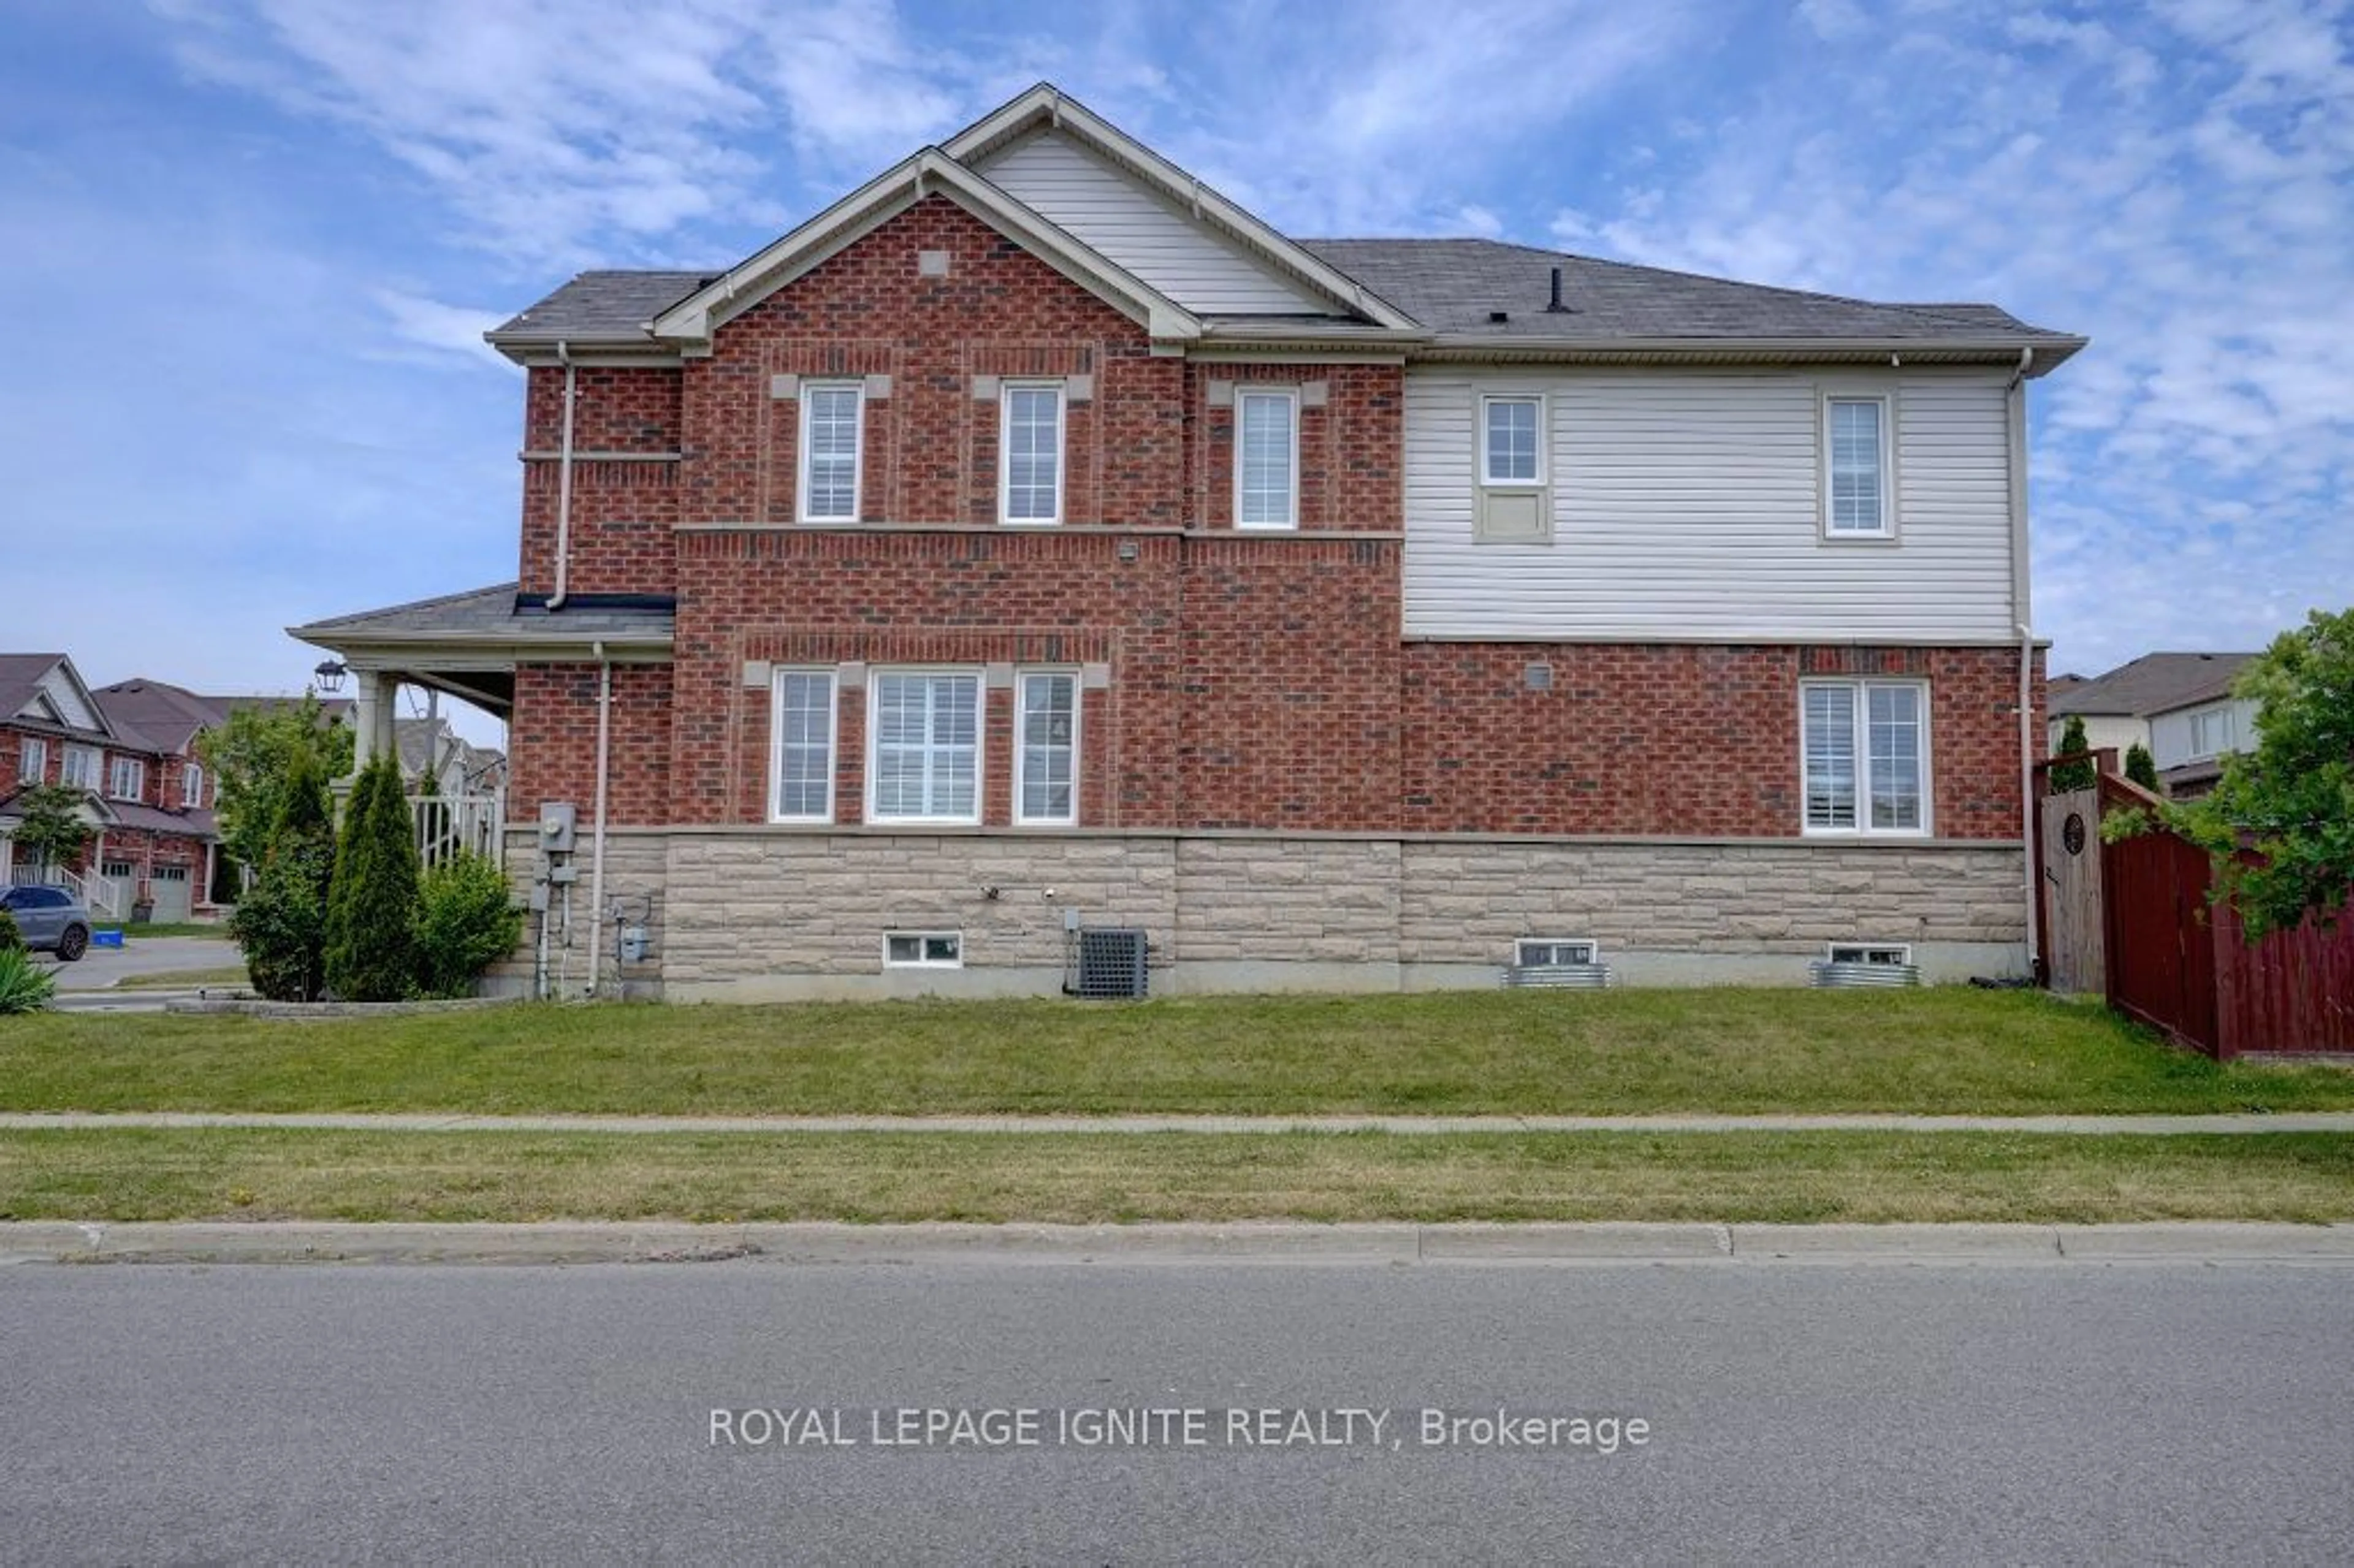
312 659 349 695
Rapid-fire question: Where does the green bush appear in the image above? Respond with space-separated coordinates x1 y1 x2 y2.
0 905 22 953
414 851 524 999
323 754 422 1002
2050 714 2097 794
228 746 337 1002
2124 742 2159 791
0 948 56 1014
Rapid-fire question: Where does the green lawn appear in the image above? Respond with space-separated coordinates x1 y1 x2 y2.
2 1128 2347 1224
2 988 2347 1117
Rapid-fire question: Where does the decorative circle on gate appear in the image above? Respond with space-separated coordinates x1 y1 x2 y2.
2062 813 2087 856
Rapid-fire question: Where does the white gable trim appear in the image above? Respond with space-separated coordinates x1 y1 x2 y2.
943 85 1422 334
15 657 113 739
649 150 1202 347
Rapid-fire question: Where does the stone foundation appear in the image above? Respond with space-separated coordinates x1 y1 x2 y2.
497 828 2029 1000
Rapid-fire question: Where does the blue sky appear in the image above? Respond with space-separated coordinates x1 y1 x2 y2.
2 0 2347 747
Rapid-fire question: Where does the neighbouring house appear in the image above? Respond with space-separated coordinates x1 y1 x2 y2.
0 658 219 921
293 83 2084 1000
396 716 509 799
2047 651 2256 795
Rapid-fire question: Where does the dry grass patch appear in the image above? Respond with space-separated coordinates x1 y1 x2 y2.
1 1129 2350 1225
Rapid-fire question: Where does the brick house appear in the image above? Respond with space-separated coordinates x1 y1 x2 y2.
0 658 221 921
294 85 2083 1000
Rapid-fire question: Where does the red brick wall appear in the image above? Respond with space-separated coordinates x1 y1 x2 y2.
1185 363 1403 531
508 664 674 826
1400 643 2036 838
520 367 684 596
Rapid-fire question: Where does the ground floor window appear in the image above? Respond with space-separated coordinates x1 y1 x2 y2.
870 672 981 823
1801 680 1928 834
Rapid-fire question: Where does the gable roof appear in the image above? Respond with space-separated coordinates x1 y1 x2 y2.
2049 652 2258 720
485 82 2081 371
92 679 223 755
0 653 119 742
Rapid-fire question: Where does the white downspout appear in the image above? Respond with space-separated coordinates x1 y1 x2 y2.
585 639 611 1000
549 341 578 611
2008 346 2040 977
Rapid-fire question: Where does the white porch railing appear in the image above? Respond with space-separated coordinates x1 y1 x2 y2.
410 791 506 869
9 861 123 921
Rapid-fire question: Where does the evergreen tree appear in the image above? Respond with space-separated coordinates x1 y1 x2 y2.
2124 742 2159 791
2049 714 2097 794
322 753 422 1000
227 747 337 1001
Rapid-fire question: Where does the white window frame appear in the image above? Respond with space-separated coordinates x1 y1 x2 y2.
1819 390 1896 539
866 669 985 826
18 737 45 782
1826 942 1914 967
2187 704 2236 759
181 761 204 809
883 931 964 969
1799 679 1932 837
796 381 864 523
768 668 840 824
1233 387 1300 530
1516 937 1599 968
999 381 1065 527
61 745 97 789
1480 394 1547 487
1013 669 1081 827
108 755 145 801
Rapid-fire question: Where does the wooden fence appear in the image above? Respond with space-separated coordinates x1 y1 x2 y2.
2093 772 2353 1059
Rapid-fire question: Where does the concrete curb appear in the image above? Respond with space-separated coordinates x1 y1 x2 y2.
4 1220 2352 1268
7 1111 2354 1135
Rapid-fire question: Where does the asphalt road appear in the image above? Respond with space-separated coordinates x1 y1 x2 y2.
4 1258 2350 1564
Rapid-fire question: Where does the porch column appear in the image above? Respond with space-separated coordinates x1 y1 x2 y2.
351 670 398 777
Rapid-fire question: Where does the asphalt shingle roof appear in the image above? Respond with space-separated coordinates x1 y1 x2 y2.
2049 652 2258 720
292 584 675 645
490 271 710 343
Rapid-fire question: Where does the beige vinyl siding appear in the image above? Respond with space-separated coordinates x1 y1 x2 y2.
1402 366 2019 641
975 131 1334 316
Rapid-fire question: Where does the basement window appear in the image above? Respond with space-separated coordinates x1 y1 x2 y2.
885 931 963 969
1826 942 1913 967
1516 937 1599 969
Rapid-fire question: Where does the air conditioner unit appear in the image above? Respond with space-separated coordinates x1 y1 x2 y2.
1067 927 1150 999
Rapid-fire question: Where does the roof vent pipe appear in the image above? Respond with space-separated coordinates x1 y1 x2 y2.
1547 266 1569 313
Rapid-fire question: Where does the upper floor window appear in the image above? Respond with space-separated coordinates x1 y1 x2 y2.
1000 384 1064 525
769 669 838 823
61 745 99 790
1802 680 1928 835
1015 671 1080 826
2188 704 2236 759
109 755 145 801
1482 395 1543 485
1823 395 1892 537
798 382 863 523
181 762 205 809
18 737 46 782
1235 389 1298 530
869 671 981 824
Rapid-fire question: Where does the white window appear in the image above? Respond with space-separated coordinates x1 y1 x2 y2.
798 382 863 523
1517 938 1599 968
1000 383 1064 525
1015 671 1079 826
1482 395 1544 485
1823 395 1892 536
869 671 982 824
1802 680 1929 835
108 756 145 801
1235 389 1298 529
1827 942 1914 966
2188 704 2236 759
884 931 964 968
769 669 838 823
61 745 97 789
181 762 204 809
18 737 45 782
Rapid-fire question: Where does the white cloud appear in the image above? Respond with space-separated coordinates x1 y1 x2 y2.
370 289 512 371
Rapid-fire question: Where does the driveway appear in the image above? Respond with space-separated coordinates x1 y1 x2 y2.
35 935 242 992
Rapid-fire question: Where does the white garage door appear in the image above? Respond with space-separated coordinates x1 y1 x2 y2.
150 865 193 923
